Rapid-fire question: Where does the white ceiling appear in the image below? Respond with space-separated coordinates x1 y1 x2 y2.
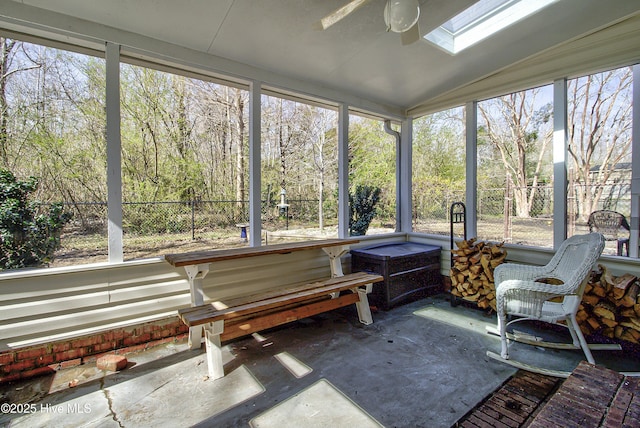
2 0 640 116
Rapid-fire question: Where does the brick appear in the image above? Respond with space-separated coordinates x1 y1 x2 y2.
156 336 175 345
58 358 82 369
52 342 71 353
122 337 136 347
21 366 56 379
124 343 148 353
0 372 21 383
71 335 102 349
4 359 36 373
94 342 116 352
96 354 128 372
55 349 81 362
16 347 48 360
36 354 55 366
137 333 152 343
0 352 15 365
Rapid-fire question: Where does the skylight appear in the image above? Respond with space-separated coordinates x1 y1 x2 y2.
424 0 560 55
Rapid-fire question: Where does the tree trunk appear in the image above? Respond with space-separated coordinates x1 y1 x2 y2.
235 89 246 212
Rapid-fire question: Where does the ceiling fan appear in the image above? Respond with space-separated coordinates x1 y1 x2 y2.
316 0 421 45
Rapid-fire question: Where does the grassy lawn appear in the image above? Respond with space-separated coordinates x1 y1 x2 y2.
51 216 621 268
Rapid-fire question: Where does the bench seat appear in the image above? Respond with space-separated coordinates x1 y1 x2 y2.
178 271 383 379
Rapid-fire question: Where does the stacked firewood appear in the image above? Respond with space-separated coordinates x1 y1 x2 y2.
577 265 640 344
449 238 507 311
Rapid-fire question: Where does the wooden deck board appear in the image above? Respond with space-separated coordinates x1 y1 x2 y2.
177 272 383 326
455 361 640 428
453 371 562 428
164 238 360 267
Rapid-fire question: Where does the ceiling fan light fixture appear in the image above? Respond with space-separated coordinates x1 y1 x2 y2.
384 0 420 33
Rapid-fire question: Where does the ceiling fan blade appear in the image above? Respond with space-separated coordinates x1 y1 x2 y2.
314 0 372 30
400 22 420 45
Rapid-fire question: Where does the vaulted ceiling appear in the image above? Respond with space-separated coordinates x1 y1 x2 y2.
2 0 640 117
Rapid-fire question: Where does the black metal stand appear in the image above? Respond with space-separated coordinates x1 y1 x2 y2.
449 202 467 307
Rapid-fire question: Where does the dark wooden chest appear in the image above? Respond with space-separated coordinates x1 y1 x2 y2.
350 242 442 310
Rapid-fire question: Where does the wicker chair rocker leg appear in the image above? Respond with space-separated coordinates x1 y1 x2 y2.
498 312 509 359
566 313 595 364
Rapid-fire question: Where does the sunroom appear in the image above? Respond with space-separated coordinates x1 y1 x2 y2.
1 0 640 426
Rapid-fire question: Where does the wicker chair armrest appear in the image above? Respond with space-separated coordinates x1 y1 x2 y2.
495 279 564 317
493 263 551 284
496 278 563 296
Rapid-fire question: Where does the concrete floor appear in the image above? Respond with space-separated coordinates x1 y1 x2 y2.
1 294 637 428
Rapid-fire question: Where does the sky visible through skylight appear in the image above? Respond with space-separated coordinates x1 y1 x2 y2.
425 0 560 54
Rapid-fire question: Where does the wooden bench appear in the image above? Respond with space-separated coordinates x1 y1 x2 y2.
165 238 383 379
178 271 382 379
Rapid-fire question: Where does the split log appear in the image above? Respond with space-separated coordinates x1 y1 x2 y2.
582 294 601 306
449 238 507 312
590 283 607 298
578 264 640 344
593 301 616 321
621 282 639 308
586 317 601 331
612 273 636 300
599 265 615 294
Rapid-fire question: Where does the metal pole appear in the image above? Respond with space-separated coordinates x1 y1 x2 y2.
191 200 195 240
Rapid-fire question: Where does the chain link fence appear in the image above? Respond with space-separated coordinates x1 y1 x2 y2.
413 187 466 237
414 182 631 253
60 198 329 239
52 180 632 264
50 198 332 265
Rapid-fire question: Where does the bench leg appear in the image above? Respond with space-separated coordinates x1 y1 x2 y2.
203 320 225 380
354 284 373 325
322 245 349 277
185 263 210 350
188 326 203 350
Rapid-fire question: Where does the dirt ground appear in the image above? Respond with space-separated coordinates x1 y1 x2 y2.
49 226 346 267
47 220 615 268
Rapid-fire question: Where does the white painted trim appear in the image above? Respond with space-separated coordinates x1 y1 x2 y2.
106 42 123 263
338 104 350 238
553 78 569 248
400 118 413 233
249 81 262 247
0 257 162 280
631 64 640 257
465 101 478 240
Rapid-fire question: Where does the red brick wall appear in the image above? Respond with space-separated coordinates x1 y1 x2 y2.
0 317 189 383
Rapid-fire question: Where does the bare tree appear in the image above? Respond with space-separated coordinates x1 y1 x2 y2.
0 38 17 166
478 88 553 217
307 106 337 230
567 67 632 220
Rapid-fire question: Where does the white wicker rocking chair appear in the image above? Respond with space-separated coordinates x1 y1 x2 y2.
486 233 622 377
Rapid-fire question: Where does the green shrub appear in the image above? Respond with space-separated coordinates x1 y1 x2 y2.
0 169 72 269
349 185 381 236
